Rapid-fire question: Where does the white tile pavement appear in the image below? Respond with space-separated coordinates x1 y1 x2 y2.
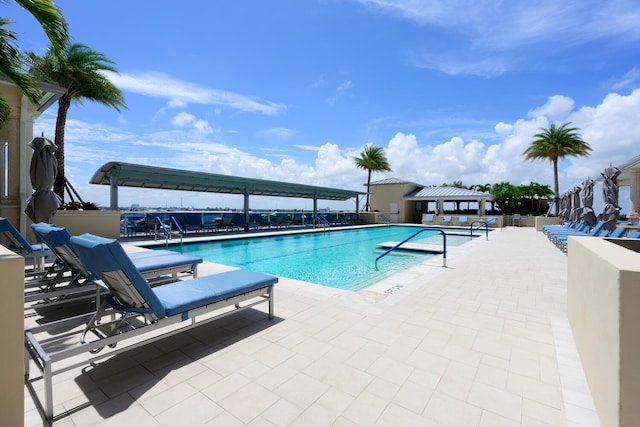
25 226 601 426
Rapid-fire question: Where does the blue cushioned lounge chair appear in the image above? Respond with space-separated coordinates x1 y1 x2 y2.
560 226 628 253
25 233 278 420
553 221 605 251
0 217 54 275
28 223 202 305
251 213 274 229
627 230 640 239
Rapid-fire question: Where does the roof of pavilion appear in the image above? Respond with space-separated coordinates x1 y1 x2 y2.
368 177 423 187
405 186 494 201
616 153 640 186
90 162 365 201
371 177 493 201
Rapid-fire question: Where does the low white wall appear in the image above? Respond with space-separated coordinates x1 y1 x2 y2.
567 236 640 427
0 246 25 426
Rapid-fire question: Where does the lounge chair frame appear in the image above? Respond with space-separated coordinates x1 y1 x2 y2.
25 283 273 420
24 235 277 420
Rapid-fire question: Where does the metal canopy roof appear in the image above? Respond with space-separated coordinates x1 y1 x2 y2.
91 162 364 201
404 186 494 201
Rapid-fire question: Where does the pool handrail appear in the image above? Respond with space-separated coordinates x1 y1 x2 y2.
377 213 391 224
155 216 183 247
375 227 447 268
314 214 330 229
470 220 490 240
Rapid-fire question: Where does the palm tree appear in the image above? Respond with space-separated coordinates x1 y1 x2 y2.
473 184 491 193
522 122 591 215
27 43 126 200
353 144 392 211
0 0 69 126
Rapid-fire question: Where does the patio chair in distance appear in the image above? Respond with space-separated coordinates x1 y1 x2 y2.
440 215 452 226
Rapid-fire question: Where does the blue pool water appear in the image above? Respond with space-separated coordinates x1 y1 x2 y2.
159 226 475 291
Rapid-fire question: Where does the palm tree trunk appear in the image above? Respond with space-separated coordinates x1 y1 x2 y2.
365 169 372 211
53 94 71 201
553 158 559 216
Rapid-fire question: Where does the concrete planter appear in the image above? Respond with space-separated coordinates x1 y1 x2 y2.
568 236 640 427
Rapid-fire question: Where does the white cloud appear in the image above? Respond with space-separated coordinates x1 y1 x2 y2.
527 95 575 119
612 67 640 91
170 112 214 135
171 112 195 127
337 80 353 94
327 79 355 104
104 71 287 116
405 50 513 77
356 0 640 49
258 127 296 138
362 1 640 76
193 120 213 135
293 144 321 152
40 88 640 212
167 99 187 109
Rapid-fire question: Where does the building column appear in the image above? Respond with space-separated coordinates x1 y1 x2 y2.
630 170 640 214
478 198 486 216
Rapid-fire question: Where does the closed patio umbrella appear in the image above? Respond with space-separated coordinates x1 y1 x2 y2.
569 185 582 224
559 191 570 223
581 178 596 228
25 136 61 223
597 165 621 232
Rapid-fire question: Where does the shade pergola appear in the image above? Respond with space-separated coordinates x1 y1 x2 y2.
616 154 640 214
404 186 494 215
90 162 364 218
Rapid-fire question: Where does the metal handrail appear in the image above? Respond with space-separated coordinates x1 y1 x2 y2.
154 216 183 247
377 213 391 223
375 227 447 268
469 220 490 240
314 214 330 230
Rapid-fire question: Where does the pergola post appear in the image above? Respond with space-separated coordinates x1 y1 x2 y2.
109 174 119 211
630 170 640 214
313 197 318 226
243 190 250 230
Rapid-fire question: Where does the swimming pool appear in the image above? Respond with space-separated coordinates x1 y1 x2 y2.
159 226 475 291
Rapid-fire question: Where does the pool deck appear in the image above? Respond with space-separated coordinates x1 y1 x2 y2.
24 226 601 426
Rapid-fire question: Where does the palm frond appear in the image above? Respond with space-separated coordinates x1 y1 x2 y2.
14 0 69 51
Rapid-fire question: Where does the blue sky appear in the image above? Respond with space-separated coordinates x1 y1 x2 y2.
7 0 640 211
